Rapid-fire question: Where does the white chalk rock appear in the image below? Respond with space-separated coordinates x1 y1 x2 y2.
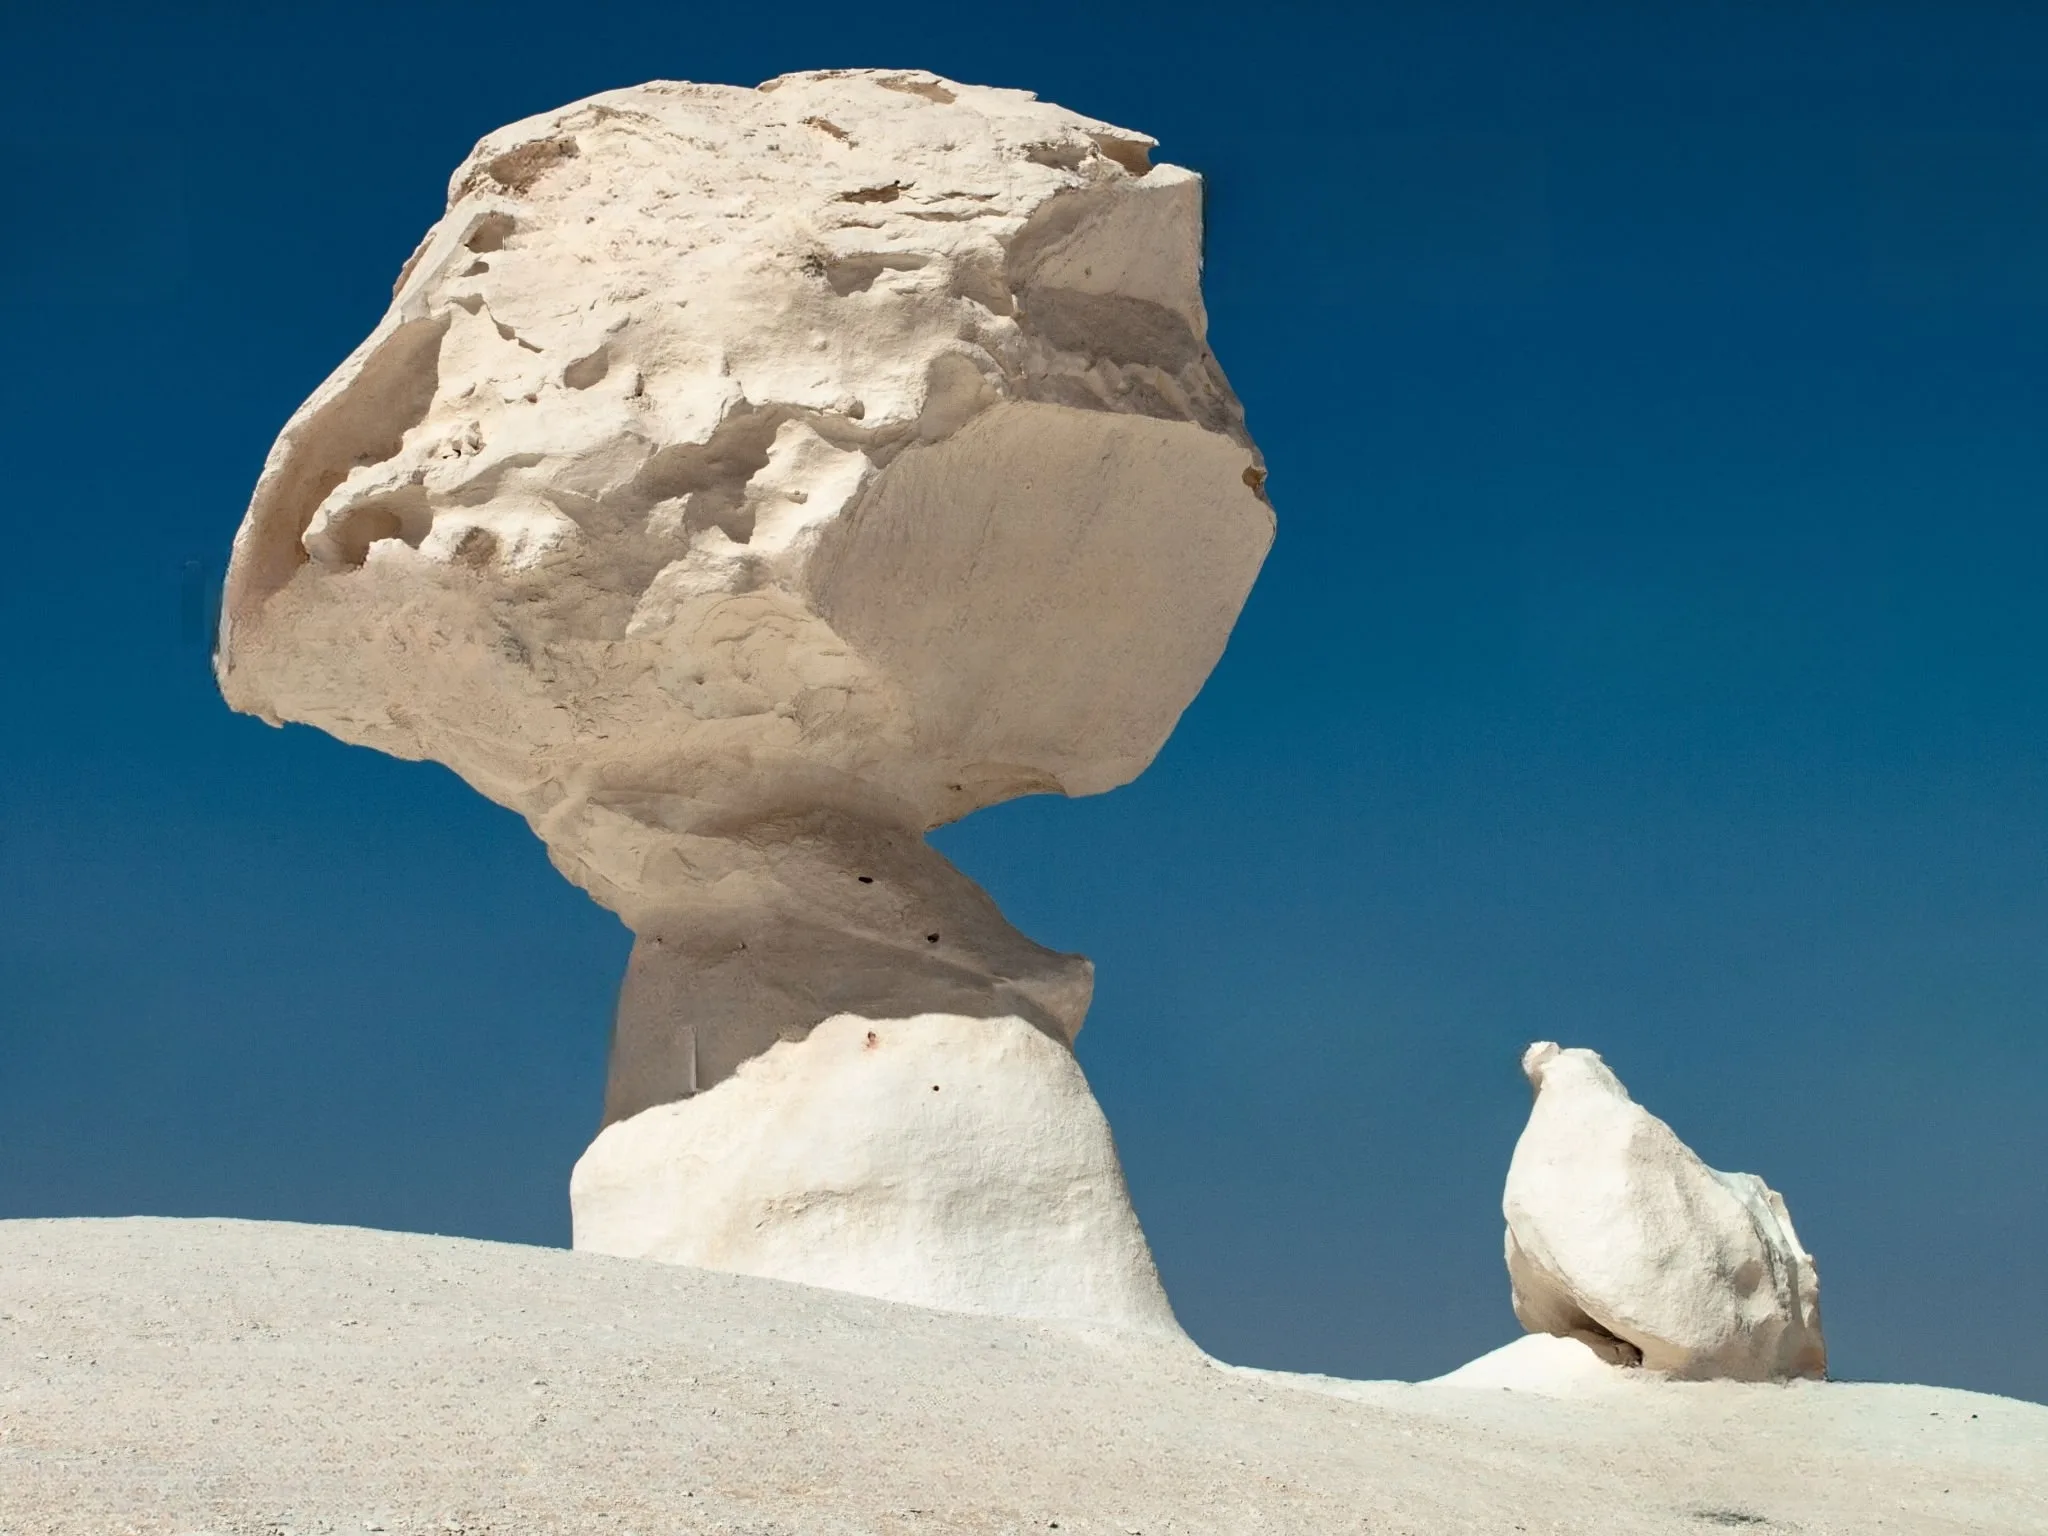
217 70 1268 1324
571 1013 1179 1334
216 69 1272 1122
1503 1042 1826 1381
1428 1332 1641 1395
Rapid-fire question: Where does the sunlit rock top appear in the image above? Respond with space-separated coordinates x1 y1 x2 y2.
218 68 1273 933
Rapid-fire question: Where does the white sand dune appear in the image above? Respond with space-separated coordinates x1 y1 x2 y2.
1 1218 2040 1534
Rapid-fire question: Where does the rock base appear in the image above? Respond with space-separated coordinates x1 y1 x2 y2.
571 1012 1180 1334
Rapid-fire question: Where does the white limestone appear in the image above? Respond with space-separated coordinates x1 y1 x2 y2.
13 1219 2046 1536
572 1012 1178 1333
216 70 1269 1326
1427 1331 1641 1395
1497 1041 1827 1383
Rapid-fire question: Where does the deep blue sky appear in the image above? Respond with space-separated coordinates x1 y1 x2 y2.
4 2 2046 1401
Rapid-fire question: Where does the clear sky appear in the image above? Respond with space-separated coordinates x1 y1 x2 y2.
3 1 2045 1401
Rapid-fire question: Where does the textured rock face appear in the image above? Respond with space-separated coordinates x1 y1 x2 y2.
572 1013 1179 1333
217 71 1269 1323
1502 1043 1826 1382
216 69 1272 1120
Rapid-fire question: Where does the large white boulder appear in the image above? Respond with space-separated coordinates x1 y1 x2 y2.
215 71 1270 1318
216 68 1271 1124
1501 1042 1826 1381
571 1012 1179 1334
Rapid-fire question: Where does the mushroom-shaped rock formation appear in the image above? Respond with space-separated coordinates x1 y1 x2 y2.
216 70 1271 1332
1497 1042 1826 1382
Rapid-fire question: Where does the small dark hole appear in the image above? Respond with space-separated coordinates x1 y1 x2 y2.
925 933 940 943
858 875 874 884
931 1085 940 1092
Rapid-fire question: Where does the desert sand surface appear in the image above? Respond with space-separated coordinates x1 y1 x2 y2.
1 1218 2039 1535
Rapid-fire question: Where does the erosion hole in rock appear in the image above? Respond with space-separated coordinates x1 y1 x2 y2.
465 211 517 253
1088 134 1152 176
838 182 907 204
821 252 929 297
484 137 579 195
339 505 404 563
627 409 783 545
226 313 449 610
317 489 431 568
563 347 610 390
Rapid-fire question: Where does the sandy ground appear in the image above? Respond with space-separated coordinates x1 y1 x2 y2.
0 1219 2040 1535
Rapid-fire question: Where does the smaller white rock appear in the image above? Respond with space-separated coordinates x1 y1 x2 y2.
1501 1042 1826 1382
571 1012 1180 1336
